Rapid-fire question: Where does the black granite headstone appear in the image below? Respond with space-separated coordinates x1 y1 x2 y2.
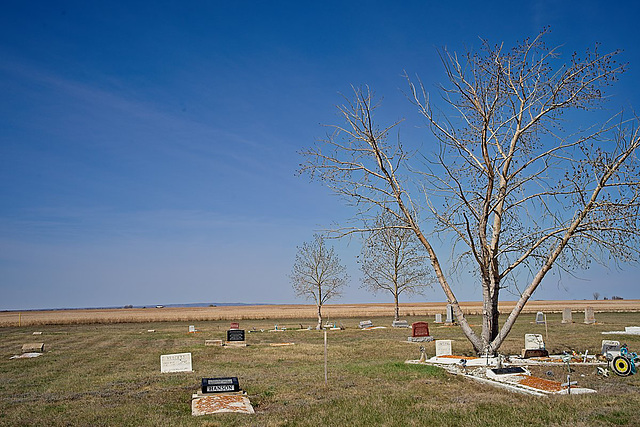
226 329 245 342
201 377 240 393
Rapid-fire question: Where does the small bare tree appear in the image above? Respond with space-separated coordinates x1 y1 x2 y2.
593 292 601 300
359 214 432 321
290 235 349 329
301 30 640 354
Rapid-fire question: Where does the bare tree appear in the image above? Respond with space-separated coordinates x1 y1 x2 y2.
301 30 640 354
290 235 349 329
593 292 601 300
359 213 433 321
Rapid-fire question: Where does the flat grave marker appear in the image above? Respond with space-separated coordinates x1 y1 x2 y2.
205 339 223 346
160 352 193 373
21 343 44 353
392 320 409 328
358 320 373 329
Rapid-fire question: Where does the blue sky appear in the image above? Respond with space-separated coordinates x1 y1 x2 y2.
1 1 639 310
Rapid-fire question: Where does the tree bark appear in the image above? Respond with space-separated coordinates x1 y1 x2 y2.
316 304 323 330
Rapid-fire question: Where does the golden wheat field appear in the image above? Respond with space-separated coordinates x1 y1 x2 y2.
2 299 638 326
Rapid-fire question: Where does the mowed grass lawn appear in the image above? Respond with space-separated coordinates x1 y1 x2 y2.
1 312 640 426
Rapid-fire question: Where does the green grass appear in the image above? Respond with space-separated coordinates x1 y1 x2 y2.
1 313 640 426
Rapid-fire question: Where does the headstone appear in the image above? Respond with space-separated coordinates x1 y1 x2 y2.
562 308 572 324
392 320 409 328
412 322 430 337
601 340 621 356
230 322 240 330
435 339 452 357
624 326 640 334
205 339 223 346
435 313 442 323
523 334 548 358
408 322 433 342
160 352 193 373
226 329 245 342
32 331 42 335
188 325 196 333
445 304 454 324
21 343 44 353
524 334 545 350
201 377 240 394
584 307 596 324
535 312 545 324
358 320 373 329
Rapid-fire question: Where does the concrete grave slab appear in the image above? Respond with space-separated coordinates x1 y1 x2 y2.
205 339 223 346
192 393 254 415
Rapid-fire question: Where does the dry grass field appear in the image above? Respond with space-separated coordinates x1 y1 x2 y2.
1 305 640 426
2 299 639 327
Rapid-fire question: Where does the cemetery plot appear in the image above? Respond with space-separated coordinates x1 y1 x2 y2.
192 394 255 415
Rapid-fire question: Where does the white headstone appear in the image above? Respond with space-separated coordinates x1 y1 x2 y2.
601 340 620 355
584 307 596 324
445 304 454 324
562 308 572 324
188 325 196 333
160 352 193 373
524 334 545 350
624 326 640 335
435 313 442 323
535 312 545 324
435 339 453 356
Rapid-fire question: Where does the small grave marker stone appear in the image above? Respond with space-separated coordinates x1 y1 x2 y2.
535 312 545 324
392 320 409 328
32 331 42 335
201 377 240 394
601 340 620 356
21 343 44 353
230 322 240 330
189 325 196 333
584 307 596 324
205 339 223 346
562 308 572 324
435 313 442 323
445 304 454 324
358 320 373 329
160 352 193 373
435 339 452 357
624 326 640 334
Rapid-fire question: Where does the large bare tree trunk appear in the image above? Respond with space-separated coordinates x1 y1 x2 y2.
316 304 322 330
394 292 400 321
